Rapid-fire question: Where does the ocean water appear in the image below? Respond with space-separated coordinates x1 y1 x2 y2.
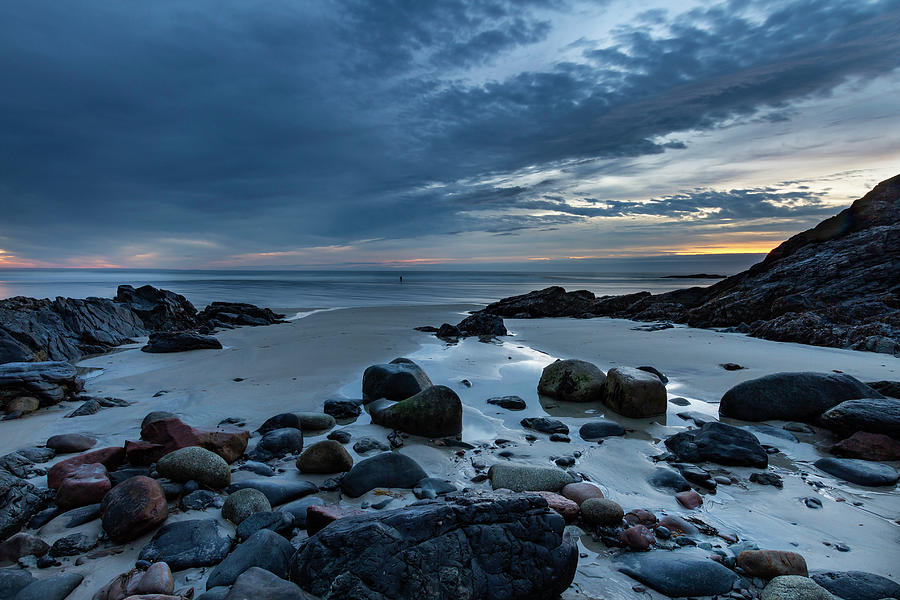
0 258 761 309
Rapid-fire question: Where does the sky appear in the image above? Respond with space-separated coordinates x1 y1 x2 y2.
0 0 898 270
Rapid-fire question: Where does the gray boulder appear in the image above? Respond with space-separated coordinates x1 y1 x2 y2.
537 359 606 403
618 553 738 597
370 385 462 438
579 420 625 440
720 372 882 422
297 412 336 431
222 488 272 525
226 567 318 600
811 570 900 600
0 568 34 599
225 479 318 506
603 366 667 418
10 572 83 600
762 576 836 600
488 463 575 492
157 446 231 488
138 519 232 570
141 331 222 353
289 492 577 600
455 313 507 337
486 396 526 410
0 362 83 414
362 358 432 402
296 440 353 474
814 457 899 486
665 421 768 468
0 469 50 540
254 427 303 459
206 529 295 589
340 452 427 498
819 398 900 438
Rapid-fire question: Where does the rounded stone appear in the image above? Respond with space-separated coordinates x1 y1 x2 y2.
296 440 353 474
580 498 624 526
46 433 97 453
762 576 836 600
561 482 605 506
100 476 169 542
157 446 230 489
222 488 272 525
537 359 606 403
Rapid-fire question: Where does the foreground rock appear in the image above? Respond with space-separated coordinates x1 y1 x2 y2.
142 331 223 353
618 553 738 597
139 519 232 570
810 570 900 600
0 362 83 415
10 572 84 600
138 416 249 463
370 385 462 437
100 476 168 542
340 452 427 498
831 432 900 461
665 421 768 468
227 567 318 600
295 440 353 474
488 463 575 492
819 398 900 438
813 457 899 486
537 359 606 403
720 372 882 421
604 366 667 417
737 550 809 579
0 469 50 539
94 562 175 600
290 493 577 600
453 313 508 338
762 576 836 600
207 529 294 589
362 358 432 402
157 446 231 488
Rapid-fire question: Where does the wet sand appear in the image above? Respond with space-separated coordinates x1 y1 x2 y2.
2 305 898 599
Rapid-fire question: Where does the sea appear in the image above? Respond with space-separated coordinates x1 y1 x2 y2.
0 256 763 310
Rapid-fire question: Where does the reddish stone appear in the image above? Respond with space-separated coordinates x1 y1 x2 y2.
0 532 50 562
535 491 580 521
56 463 111 509
675 490 703 509
832 432 900 461
46 433 97 454
623 508 657 527
658 515 699 535
140 417 248 463
737 550 808 579
94 562 175 600
306 505 366 536
618 524 656 551
124 440 167 466
560 482 604 506
48 446 125 489
100 476 168 543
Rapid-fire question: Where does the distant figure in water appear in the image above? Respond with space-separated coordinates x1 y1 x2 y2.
400 275 403 283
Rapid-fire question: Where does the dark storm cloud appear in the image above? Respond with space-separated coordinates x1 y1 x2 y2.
0 0 898 264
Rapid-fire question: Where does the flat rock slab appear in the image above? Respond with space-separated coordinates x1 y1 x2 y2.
618 553 738 597
489 463 575 492
814 457 899 486
138 519 232 571
811 570 900 600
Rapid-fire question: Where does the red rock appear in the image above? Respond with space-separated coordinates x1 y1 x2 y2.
560 482 604 506
675 490 703 509
124 440 167 466
140 417 248 463
56 463 111 509
100 476 168 543
48 446 125 489
623 508 657 527
46 433 97 453
0 532 50 562
618 524 656 550
306 505 366 536
832 432 900 461
535 491 580 521
658 515 699 535
737 550 808 579
95 562 175 600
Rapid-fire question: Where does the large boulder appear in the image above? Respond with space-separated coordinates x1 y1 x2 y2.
537 359 606 403
370 385 462 438
455 313 507 337
737 550 809 579
157 446 231 489
762 576 837 600
206 529 295 589
289 493 577 600
226 567 319 600
55 463 111 509
361 358 432 402
115 284 199 331
810 570 900 600
340 452 428 498
139 416 249 463
618 553 738 597
720 372 882 422
296 440 353 474
664 421 768 468
222 488 272 525
0 362 83 414
10 572 84 600
819 398 900 438
488 463 575 492
813 457 899 486
199 302 285 327
100 476 169 542
0 469 51 540
47 446 125 489
253 427 303 459
603 366 667 417
138 519 232 571
46 433 97 454
141 331 223 353
831 432 900 461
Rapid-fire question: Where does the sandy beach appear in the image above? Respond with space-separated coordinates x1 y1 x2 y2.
2 303 897 599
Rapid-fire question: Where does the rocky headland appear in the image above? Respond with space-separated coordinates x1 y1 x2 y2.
479 174 900 356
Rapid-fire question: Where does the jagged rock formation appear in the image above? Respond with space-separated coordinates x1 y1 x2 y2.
0 284 285 364
481 174 900 355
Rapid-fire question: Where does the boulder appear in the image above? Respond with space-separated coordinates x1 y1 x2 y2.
289 492 577 600
257 413 300 434
322 399 362 420
253 428 303 459
142 331 222 353
0 532 49 562
819 398 900 438
226 567 318 600
0 568 34 599
537 359 606 403
206 529 294 589
762 576 837 600
138 519 232 571
115 284 199 331
603 366 667 418
488 463 575 492
561 482 604 506
831 432 900 461
340 452 428 498
534 491 579 521
720 372 882 422
0 470 50 539
580 498 623 526
737 550 809 579
297 412 336 431
370 385 462 438
486 396 526 410
814 457 899 486
810 570 900 600
225 479 317 507
455 313 507 337
49 532 95 557
362 358 432 402
100 476 168 542
479 286 599 318
675 490 703 509
222 488 271 525
140 417 249 463
0 362 84 413
10 572 84 600
47 446 125 489
295 440 353 474
618 524 656 550
93 562 175 600
647 467 692 492
618 554 739 597
157 447 231 489
520 417 568 435
579 420 625 441
352 438 389 454
46 433 96 454
664 421 768 468
235 510 295 541
55 463 111 509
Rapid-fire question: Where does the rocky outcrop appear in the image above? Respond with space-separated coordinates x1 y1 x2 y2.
0 284 284 365
0 361 83 415
141 331 223 353
480 174 900 355
0 468 51 539
289 492 578 600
